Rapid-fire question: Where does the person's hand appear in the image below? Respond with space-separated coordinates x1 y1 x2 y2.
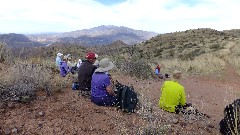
112 93 117 96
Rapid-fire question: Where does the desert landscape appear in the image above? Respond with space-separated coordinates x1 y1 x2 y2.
1 28 240 134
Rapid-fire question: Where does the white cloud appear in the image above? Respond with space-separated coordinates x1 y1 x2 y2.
0 0 240 33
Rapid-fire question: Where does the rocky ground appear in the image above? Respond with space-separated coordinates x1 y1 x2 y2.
1 64 240 135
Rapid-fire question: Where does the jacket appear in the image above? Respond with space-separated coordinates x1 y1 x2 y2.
159 80 186 112
60 61 69 77
56 56 61 67
78 60 97 91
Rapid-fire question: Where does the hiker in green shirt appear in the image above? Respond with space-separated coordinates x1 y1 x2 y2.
159 70 188 113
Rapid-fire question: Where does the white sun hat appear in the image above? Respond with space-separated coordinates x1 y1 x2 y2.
95 58 114 72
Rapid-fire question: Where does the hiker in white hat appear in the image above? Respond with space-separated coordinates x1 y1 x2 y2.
91 58 117 106
56 52 63 70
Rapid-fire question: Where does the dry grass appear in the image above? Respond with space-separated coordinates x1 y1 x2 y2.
153 53 226 76
225 56 240 75
0 59 69 103
224 39 240 75
0 42 14 64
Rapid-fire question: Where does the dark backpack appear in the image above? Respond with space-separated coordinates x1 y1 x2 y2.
219 99 240 135
115 81 138 113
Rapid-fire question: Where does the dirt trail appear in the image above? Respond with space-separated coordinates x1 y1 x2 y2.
184 62 240 125
1 66 240 134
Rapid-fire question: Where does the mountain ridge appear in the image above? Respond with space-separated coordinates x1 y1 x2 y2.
27 25 158 45
0 33 43 48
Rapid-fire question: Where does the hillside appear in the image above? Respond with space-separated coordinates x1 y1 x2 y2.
27 25 158 45
88 40 129 56
135 28 238 60
223 29 240 37
11 43 87 60
97 28 240 77
0 33 43 48
1 28 240 134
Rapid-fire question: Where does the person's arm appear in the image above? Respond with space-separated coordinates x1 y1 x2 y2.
104 76 116 96
180 88 187 106
106 85 116 96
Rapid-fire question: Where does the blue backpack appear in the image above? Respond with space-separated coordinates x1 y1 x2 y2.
72 82 79 90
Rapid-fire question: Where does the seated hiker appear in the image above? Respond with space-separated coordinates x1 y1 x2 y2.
155 64 170 79
159 70 189 113
60 55 70 77
78 52 98 97
155 64 161 76
77 59 82 68
56 52 63 71
91 58 117 106
71 59 78 72
67 54 76 74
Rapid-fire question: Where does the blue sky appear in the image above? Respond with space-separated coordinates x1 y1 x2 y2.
94 0 127 6
0 0 240 34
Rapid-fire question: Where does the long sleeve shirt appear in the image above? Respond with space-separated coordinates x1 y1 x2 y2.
159 80 186 112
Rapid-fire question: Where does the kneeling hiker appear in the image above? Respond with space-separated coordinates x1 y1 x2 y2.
91 58 117 106
159 70 188 113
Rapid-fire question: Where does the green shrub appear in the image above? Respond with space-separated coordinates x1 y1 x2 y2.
113 56 154 79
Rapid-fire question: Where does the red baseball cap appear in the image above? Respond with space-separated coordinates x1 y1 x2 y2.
85 52 96 59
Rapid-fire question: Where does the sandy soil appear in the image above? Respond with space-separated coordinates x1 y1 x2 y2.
1 64 240 135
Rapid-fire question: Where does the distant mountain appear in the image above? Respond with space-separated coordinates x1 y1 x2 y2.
27 25 158 45
56 31 145 46
56 25 157 39
0 33 43 48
